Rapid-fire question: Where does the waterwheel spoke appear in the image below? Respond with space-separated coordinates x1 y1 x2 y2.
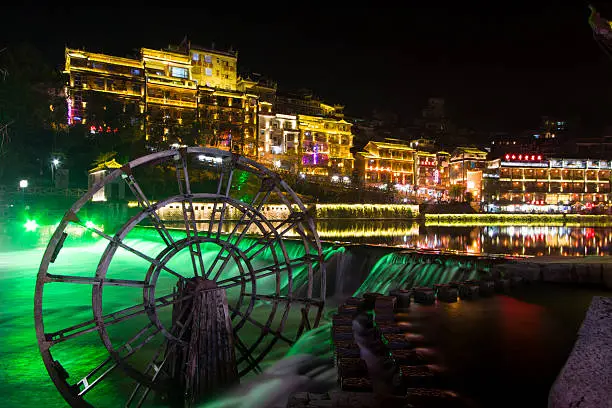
227 305 293 345
241 212 307 262
75 322 161 397
233 331 262 374
122 170 176 248
81 222 186 282
175 150 206 277
245 293 323 308
44 292 180 347
206 164 234 238
217 255 312 290
205 189 272 281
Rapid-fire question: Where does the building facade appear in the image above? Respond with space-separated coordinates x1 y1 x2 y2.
64 44 262 156
355 140 416 189
298 115 354 178
483 153 611 205
449 147 488 201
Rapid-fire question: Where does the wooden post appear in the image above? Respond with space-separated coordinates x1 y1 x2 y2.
167 277 239 407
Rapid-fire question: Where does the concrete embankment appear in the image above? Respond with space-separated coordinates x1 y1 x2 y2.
549 296 612 408
492 256 612 289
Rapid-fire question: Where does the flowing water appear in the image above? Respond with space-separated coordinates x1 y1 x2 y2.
1 219 611 407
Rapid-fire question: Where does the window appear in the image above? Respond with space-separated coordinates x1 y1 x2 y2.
192 52 199 61
205 68 213 76
204 55 212 63
170 66 189 79
131 68 141 75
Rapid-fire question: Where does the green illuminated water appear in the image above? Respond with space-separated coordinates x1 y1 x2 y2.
353 252 486 296
0 224 342 408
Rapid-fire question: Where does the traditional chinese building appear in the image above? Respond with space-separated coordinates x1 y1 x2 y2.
483 153 611 205
298 114 354 178
64 42 261 157
355 140 416 188
449 147 488 201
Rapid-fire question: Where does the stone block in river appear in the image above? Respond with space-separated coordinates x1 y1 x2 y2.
549 296 612 408
383 333 412 349
413 288 435 305
340 377 373 392
332 314 353 327
374 296 397 311
541 263 574 283
377 324 404 334
389 289 412 309
399 365 435 387
338 304 359 315
391 349 427 365
573 263 603 286
458 284 479 300
337 357 368 379
435 284 458 303
405 388 466 407
494 278 510 293
332 326 353 342
362 292 383 310
329 391 380 407
478 280 495 297
345 297 364 307
374 312 396 324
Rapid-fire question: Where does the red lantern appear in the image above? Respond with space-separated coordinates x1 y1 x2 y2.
518 154 523 160
511 154 516 159
537 155 542 160
505 154 510 160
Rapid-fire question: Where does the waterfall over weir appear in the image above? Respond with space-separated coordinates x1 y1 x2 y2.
323 247 508 299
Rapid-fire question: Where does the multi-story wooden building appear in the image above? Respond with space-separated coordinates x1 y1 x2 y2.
355 140 416 188
298 114 354 177
484 154 611 204
64 43 261 156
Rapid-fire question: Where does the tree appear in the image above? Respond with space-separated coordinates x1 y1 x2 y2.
0 43 64 184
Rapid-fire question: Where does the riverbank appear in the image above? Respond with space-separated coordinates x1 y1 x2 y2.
424 213 612 226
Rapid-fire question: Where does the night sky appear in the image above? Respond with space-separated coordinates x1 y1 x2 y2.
3 3 612 135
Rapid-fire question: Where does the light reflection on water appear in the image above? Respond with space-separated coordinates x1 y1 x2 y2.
7 219 612 257
316 220 612 257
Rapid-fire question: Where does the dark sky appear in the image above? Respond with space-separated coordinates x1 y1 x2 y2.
4 2 612 134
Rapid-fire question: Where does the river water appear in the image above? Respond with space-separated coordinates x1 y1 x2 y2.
0 219 610 407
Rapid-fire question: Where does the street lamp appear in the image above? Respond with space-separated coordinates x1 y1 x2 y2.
51 158 60 185
19 179 28 207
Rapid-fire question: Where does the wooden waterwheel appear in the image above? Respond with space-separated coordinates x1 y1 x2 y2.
34 147 325 407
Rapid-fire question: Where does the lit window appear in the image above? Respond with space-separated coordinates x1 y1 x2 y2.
192 52 199 61
131 68 141 75
170 67 189 79
205 68 213 76
204 55 212 63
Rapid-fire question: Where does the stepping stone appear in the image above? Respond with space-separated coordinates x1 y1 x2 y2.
337 357 368 379
413 287 435 305
458 283 479 300
383 333 412 349
391 349 427 365
389 289 412 309
399 365 436 387
340 377 373 392
338 304 359 315
434 284 458 303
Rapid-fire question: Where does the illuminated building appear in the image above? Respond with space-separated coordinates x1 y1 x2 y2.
88 159 124 202
436 151 451 189
449 147 488 201
355 140 416 188
257 113 300 171
64 43 261 156
299 115 354 178
484 153 611 205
